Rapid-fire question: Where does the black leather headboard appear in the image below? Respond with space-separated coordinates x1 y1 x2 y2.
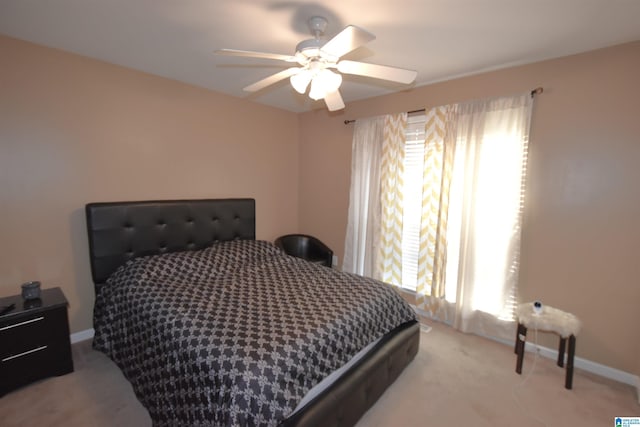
85 198 255 289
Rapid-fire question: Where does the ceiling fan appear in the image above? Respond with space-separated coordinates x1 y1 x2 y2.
215 16 418 111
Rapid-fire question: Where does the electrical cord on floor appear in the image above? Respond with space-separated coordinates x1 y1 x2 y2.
512 322 549 427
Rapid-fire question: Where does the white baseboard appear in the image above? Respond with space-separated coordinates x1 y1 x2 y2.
522 341 638 388
70 328 94 344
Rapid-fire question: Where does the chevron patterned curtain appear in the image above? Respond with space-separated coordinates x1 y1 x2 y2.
415 105 456 313
377 113 408 284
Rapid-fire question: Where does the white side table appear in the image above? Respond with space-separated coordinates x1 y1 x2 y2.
514 302 581 389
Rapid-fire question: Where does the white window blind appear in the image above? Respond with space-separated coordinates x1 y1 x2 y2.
400 113 426 290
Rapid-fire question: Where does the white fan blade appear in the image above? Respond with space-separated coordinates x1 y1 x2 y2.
243 67 301 92
320 25 375 59
324 90 345 111
337 60 417 84
215 49 297 62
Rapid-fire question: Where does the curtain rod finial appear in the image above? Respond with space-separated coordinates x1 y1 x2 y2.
531 87 543 97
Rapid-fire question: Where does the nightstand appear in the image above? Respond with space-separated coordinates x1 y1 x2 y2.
0 287 74 396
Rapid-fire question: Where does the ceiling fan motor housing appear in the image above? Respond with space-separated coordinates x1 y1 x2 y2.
295 38 324 59
294 16 338 62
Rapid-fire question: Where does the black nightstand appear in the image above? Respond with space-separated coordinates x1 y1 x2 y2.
0 287 74 396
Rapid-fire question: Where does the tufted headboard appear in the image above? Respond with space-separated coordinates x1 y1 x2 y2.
85 198 255 290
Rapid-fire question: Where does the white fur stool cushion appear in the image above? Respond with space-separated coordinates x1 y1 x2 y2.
517 302 581 338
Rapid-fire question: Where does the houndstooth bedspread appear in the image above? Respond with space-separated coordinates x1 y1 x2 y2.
93 240 416 426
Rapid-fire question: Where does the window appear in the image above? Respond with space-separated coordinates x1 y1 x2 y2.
400 114 426 290
345 93 533 339
398 104 529 322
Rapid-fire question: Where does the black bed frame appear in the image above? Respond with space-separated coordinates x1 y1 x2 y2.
85 198 419 427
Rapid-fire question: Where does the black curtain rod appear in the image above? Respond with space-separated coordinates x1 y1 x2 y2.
343 86 544 125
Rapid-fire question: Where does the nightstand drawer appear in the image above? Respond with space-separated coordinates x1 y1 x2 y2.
0 307 68 360
0 338 71 393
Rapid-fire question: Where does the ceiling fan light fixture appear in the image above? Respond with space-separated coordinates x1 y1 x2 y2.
308 69 342 100
290 70 312 94
321 69 342 93
308 77 325 100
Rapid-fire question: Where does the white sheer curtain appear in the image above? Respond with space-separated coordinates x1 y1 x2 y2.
445 93 534 340
343 116 385 276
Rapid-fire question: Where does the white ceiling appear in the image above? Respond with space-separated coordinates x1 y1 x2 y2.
1 0 639 113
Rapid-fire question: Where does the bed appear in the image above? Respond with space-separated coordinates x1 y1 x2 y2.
85 198 419 427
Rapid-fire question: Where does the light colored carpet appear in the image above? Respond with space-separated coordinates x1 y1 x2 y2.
0 321 637 426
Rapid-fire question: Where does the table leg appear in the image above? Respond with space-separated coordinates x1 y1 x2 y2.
515 323 527 374
565 335 576 389
558 337 566 367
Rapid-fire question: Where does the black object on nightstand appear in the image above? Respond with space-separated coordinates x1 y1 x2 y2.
0 287 74 396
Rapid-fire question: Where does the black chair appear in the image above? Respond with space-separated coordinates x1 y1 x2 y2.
274 234 333 268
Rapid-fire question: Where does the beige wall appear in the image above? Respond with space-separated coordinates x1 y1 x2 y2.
1 33 638 376
0 35 300 333
298 41 640 374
